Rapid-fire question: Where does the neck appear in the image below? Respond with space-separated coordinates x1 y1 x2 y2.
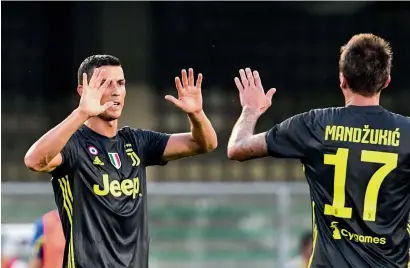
85 117 118 138
345 93 380 107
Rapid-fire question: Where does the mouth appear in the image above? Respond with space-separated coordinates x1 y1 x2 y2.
112 101 121 107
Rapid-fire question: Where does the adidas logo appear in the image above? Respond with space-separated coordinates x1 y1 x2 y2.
93 156 104 166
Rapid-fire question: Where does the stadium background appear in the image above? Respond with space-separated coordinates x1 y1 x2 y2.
2 2 410 267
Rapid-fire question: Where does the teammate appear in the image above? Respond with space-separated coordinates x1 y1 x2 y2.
227 34 410 267
29 209 65 268
24 55 218 267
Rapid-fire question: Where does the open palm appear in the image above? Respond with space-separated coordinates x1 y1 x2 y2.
78 69 113 118
165 68 203 114
234 68 276 116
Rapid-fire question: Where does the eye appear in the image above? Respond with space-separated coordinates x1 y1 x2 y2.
101 79 110 86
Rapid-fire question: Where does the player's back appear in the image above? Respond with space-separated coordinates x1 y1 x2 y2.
304 105 410 268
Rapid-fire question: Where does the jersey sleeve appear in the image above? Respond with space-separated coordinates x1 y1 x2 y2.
265 112 314 159
30 218 44 260
51 134 79 176
135 129 171 166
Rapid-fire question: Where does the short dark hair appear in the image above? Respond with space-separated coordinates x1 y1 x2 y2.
339 33 392 96
77 55 121 85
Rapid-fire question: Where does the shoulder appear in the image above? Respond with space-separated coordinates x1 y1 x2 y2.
385 110 410 124
302 107 346 127
74 125 90 138
64 125 89 145
280 109 326 129
119 127 169 140
118 127 162 148
308 107 344 119
286 108 337 122
118 126 149 135
118 126 145 141
119 126 133 133
374 109 410 137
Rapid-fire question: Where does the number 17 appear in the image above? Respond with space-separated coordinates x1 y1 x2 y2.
324 148 398 222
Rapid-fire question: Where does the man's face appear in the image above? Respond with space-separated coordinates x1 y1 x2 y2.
96 65 126 121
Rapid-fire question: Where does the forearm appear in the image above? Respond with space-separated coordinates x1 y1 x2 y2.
24 108 88 171
227 107 267 161
228 107 260 145
188 110 218 152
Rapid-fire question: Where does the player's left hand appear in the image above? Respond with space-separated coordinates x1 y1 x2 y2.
235 68 276 116
165 68 203 114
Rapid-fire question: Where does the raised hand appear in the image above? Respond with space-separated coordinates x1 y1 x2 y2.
78 68 113 118
165 68 203 114
234 68 276 115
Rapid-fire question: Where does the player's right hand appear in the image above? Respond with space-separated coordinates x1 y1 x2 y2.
78 68 114 118
234 68 276 116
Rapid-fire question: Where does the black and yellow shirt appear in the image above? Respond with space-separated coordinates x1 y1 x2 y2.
266 105 410 268
51 125 170 268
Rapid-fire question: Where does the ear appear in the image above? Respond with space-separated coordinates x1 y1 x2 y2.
339 73 347 90
382 75 391 89
339 73 352 105
77 85 83 96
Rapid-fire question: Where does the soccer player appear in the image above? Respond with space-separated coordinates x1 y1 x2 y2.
24 55 218 267
29 209 65 268
227 34 410 268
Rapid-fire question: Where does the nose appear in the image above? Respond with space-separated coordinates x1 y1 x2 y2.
112 85 121 96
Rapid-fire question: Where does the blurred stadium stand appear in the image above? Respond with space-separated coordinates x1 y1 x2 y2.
2 2 410 182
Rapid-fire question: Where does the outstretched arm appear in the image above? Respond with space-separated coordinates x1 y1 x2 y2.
162 111 217 162
24 109 88 172
227 68 276 162
227 68 311 161
24 69 113 172
161 69 218 162
227 107 269 161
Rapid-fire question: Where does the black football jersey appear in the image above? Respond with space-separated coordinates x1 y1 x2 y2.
266 105 410 268
50 124 170 268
